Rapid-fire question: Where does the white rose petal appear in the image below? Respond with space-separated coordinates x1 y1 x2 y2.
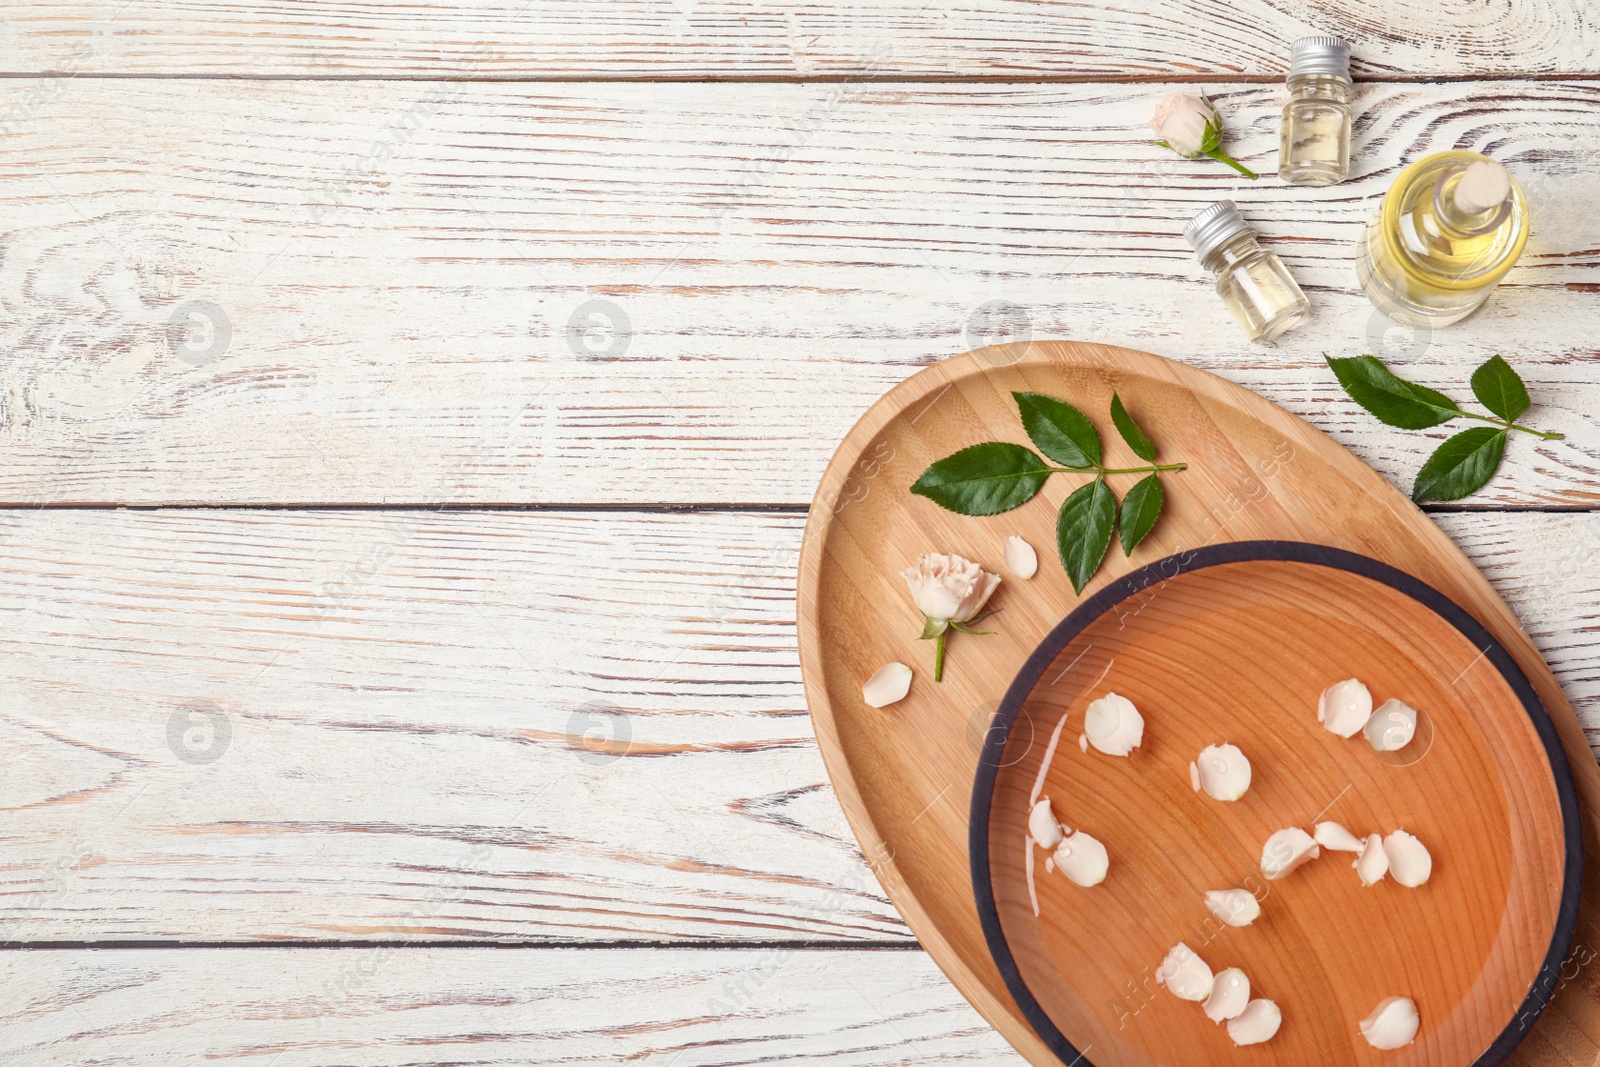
1360 996 1420 1050
1356 833 1389 886
1314 821 1365 853
1054 829 1109 887
1196 743 1252 801
1366 698 1419 752
1204 888 1261 928
1318 678 1374 738
1227 999 1282 1046
1028 797 1064 851
1203 968 1251 1023
1002 536 1038 579
900 552 1001 623
1084 693 1144 757
862 662 912 708
1155 942 1213 1002
1384 830 1433 887
1261 827 1320 880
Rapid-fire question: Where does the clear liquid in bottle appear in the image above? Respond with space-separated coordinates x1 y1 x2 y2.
1279 74 1351 186
1278 37 1352 186
1185 201 1310 343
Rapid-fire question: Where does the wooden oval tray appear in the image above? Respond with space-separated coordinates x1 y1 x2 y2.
973 541 1579 1067
795 341 1600 1067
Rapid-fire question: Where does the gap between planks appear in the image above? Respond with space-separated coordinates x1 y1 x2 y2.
0 938 924 950
3 73 1600 84
0 504 1591 514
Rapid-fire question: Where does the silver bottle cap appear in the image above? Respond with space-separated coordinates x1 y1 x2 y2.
1289 36 1351 78
1183 200 1251 262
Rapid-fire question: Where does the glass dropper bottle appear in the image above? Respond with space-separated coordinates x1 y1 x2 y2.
1278 36 1353 186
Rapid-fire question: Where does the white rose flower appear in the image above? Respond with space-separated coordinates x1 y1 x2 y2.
1147 91 1257 178
901 552 1001 623
900 552 1002 681
1149 91 1216 157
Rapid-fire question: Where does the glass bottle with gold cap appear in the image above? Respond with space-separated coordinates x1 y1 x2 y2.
1357 151 1529 327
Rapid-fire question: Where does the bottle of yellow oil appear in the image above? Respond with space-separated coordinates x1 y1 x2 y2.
1357 150 1529 327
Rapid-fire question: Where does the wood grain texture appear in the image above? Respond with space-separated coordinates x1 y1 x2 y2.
990 556 1566 1066
0 79 1595 506
795 342 1598 1066
0 508 899 943
0 506 1594 948
0 946 1019 1065
1 1 1597 78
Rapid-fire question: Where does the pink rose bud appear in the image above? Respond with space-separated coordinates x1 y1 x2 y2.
1149 91 1216 158
1145 91 1257 179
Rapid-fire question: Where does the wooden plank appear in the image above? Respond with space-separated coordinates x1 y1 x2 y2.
0 508 1593 943
0 79 1595 507
3 1 1598 78
0 508 904 943
0 946 1021 1064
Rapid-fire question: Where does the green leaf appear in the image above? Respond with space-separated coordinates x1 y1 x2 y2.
1469 355 1530 423
1118 474 1164 556
1326 355 1461 429
1056 479 1116 594
1412 427 1508 503
1014 392 1101 468
1109 393 1157 462
910 442 1051 516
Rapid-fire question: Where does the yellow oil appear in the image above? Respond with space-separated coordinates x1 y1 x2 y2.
1357 150 1529 327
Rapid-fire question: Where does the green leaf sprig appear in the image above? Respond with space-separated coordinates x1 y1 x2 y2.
910 392 1187 593
1325 354 1565 503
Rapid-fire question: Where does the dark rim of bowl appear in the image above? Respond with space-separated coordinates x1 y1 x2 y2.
969 539 1582 1067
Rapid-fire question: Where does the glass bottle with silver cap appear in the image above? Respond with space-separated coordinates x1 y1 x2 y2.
1279 36 1353 186
1185 201 1310 342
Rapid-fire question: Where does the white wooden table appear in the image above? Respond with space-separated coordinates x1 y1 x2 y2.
0 4 1596 1063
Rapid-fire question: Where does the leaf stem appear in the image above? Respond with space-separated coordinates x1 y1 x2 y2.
933 630 946 683
1203 148 1258 180
1047 462 1188 475
1461 410 1565 440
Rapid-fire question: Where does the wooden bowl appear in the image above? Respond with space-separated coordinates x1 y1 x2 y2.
972 541 1581 1067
